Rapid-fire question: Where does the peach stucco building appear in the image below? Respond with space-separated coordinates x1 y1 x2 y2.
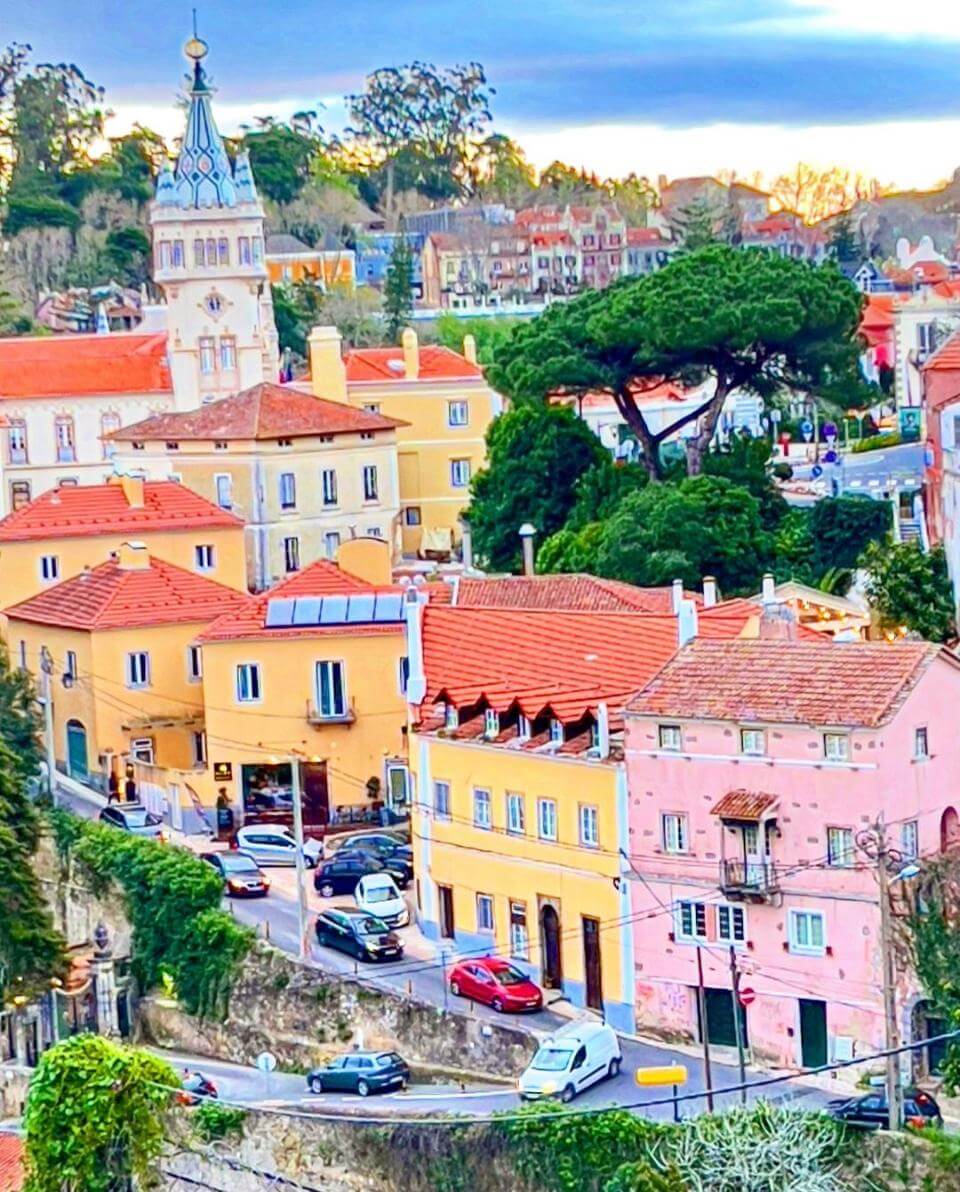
624 633 960 1076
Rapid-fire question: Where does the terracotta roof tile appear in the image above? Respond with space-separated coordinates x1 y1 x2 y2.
344 345 482 383
0 1135 23 1192
0 332 170 399
627 639 941 728
4 555 249 631
0 481 241 542
454 575 703 613
108 383 403 442
710 789 778 820
924 328 960 372
627 228 670 246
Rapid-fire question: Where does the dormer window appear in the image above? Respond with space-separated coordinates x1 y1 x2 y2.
518 715 531 741
484 709 500 738
550 719 564 745
444 704 458 732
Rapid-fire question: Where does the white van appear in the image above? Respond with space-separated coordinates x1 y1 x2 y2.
354 872 409 927
518 1021 622 1102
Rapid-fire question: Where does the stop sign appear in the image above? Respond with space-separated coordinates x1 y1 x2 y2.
738 986 756 1008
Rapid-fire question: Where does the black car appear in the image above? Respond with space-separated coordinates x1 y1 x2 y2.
827 1087 942 1130
200 850 270 897
177 1070 218 1106
314 853 409 896
307 1050 409 1097
327 830 410 856
315 907 404 961
335 846 413 887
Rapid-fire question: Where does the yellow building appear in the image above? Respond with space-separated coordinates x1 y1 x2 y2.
193 538 412 831
109 382 404 591
0 474 247 612
4 542 249 811
306 325 501 557
265 233 356 289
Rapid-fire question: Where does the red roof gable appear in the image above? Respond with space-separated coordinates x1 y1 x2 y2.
0 1135 23 1192
108 383 402 442
924 328 960 371
4 555 249 631
344 345 482 383
627 228 669 246
454 575 702 613
0 332 171 399
0 481 241 542
531 231 573 247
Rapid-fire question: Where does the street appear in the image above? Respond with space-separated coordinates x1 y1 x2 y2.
787 441 924 499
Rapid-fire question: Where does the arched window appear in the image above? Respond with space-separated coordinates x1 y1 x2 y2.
940 807 960 852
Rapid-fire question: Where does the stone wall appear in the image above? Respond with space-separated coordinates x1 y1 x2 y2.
33 834 132 956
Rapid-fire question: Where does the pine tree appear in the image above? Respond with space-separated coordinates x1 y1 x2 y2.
383 233 414 342
829 212 859 264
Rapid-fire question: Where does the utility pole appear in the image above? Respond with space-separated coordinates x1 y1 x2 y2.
289 756 309 962
696 945 715 1112
39 647 56 807
729 945 747 1104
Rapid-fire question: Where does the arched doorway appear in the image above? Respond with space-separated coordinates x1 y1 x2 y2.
941 807 960 853
539 903 563 990
65 720 88 782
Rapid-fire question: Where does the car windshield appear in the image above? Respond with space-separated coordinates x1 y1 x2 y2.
220 855 259 874
364 887 395 903
123 808 158 827
355 916 390 936
493 965 528 986
376 1053 403 1068
531 1047 574 1072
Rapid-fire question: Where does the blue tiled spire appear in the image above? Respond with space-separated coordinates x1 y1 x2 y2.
172 38 237 209
154 159 179 206
233 150 258 204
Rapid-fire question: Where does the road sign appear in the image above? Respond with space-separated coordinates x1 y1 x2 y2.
800 419 814 442
255 1051 277 1073
738 986 756 1008
823 449 837 464
635 1064 688 1087
824 421 838 442
770 409 782 423
811 464 823 479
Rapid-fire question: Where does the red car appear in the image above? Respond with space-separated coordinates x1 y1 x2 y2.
448 957 543 1012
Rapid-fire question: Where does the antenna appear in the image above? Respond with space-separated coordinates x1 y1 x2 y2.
192 7 198 38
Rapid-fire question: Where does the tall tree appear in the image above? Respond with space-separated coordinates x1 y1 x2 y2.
828 212 860 264
670 194 737 250
241 119 320 206
383 233 414 342
488 245 871 479
862 541 956 642
472 133 536 205
771 162 883 224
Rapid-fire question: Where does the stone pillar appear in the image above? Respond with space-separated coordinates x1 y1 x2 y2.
91 922 120 1038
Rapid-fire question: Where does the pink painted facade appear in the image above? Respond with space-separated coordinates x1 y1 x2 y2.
624 640 960 1074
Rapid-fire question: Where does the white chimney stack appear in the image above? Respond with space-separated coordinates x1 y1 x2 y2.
519 523 537 576
703 576 717 608
596 701 610 760
678 598 699 648
761 572 777 606
403 588 427 706
459 516 474 572
671 578 684 613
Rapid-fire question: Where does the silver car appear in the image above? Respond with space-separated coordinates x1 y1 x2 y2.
234 824 321 868
99 803 165 840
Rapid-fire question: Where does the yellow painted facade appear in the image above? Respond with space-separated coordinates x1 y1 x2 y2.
409 733 635 1031
266 250 356 289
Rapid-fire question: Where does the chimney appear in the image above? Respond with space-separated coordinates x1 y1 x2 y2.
596 701 610 760
119 474 145 509
671 578 683 614
702 576 717 608
519 523 537 576
401 327 420 380
761 572 777 606
677 598 699 647
462 334 477 365
459 515 474 571
759 602 798 641
308 325 347 403
403 588 427 706
117 541 150 570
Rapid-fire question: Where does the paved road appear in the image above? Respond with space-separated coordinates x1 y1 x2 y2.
789 442 925 497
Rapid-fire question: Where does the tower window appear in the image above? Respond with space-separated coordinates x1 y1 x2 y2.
205 237 217 266
199 337 216 375
217 237 230 265
193 238 205 267
238 237 252 265
219 336 236 370
172 239 184 267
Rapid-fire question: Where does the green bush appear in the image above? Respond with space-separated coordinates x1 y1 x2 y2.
194 1101 247 1142
48 809 252 1018
851 430 901 454
772 462 793 480
4 193 81 235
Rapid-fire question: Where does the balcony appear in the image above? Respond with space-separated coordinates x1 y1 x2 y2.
306 699 356 726
720 859 779 901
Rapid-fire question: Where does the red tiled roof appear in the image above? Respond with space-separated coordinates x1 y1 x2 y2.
428 232 462 251
924 329 960 372
859 295 896 329
627 228 669 246
4 555 249 631
531 231 573 247
454 575 703 613
516 208 562 226
0 481 241 542
710 789 778 820
627 640 941 728
0 1135 23 1192
344 345 482 383
885 260 951 286
107 383 402 442
0 332 170 399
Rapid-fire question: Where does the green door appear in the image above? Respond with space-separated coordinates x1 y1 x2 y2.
799 999 828 1068
704 988 747 1048
66 721 88 781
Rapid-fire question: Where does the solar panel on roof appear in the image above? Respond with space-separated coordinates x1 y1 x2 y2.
292 597 322 626
265 598 295 627
373 593 403 622
346 593 376 623
319 595 349 624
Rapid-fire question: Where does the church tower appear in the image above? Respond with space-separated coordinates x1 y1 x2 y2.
151 34 279 410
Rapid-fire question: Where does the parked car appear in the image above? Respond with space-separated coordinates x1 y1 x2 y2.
327 830 409 856
354 872 409 927
448 957 543 1013
99 803 164 840
233 825 320 868
307 1050 409 1097
518 1021 622 1103
314 854 407 897
314 907 404 962
200 850 270 897
177 1070 218 1106
333 846 413 887
827 1087 943 1130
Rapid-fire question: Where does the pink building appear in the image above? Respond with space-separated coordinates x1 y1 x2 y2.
624 634 960 1076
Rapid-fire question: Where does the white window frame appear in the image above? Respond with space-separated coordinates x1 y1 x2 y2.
826 826 854 868
195 544 215 572
65 650 77 682
517 715 532 741
659 724 682 752
676 900 709 943
740 727 766 756
315 659 347 719
433 779 451 820
476 893 495 933
506 792 525 834
219 336 237 371
901 819 919 860
215 473 233 510
823 732 850 762
473 787 492 829
661 812 688 854
236 662 262 703
130 736 154 764
447 400 469 427
362 464 379 502
192 730 207 767
283 535 300 573
579 804 599 848
186 645 202 682
788 908 826 956
279 471 297 510
717 903 747 946
537 797 558 841
8 419 27 463
199 336 216 375
126 651 150 689
484 708 500 738
324 531 341 559
39 555 59 583
509 901 528 959
549 718 564 745
321 468 338 507
450 458 471 488
915 726 929 760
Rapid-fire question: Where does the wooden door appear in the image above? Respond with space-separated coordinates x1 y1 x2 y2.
581 916 603 1011
438 884 455 939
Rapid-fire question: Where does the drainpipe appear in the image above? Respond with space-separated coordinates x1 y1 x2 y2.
519 523 537 576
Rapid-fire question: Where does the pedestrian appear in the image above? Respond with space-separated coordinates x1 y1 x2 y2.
124 774 137 802
107 771 120 803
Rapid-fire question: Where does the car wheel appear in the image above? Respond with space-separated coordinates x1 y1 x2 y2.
309 1076 324 1094
608 1058 621 1079
450 979 462 997
319 882 334 898
560 1084 576 1104
357 1079 370 1097
492 997 504 1013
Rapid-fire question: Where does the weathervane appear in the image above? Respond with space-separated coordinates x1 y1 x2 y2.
184 8 209 86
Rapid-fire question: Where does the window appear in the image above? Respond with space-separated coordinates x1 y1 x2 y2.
902 819 919 860
484 708 499 737
915 727 929 759
549 718 564 746
433 780 451 819
215 474 233 509
789 909 826 955
10 481 30 510
8 419 27 463
64 651 77 683
100 412 120 459
40 555 59 583
238 236 251 265
199 337 216 374
315 660 347 718
518 715 531 741
506 792 525 834
54 416 75 462
444 703 458 732
677 900 708 942
192 730 207 767
826 827 854 867
131 737 154 764
214 440 228 451
450 458 471 488
279 472 297 509
195 544 215 572
217 237 230 265
252 237 264 264
398 656 410 695
159 240 172 270
476 894 495 933
193 238 205 267
473 788 492 829
172 239 184 267
126 651 150 688
537 798 558 841
510 901 528 959
918 322 937 358
236 662 262 703
740 728 765 756
400 506 421 528
823 733 850 762
324 531 341 559
579 804 599 848
717 904 746 944
321 468 338 506
661 813 688 854
447 401 469 427
283 536 300 573
205 237 217 267
362 465 379 502
219 336 237 371
659 724 682 752
362 402 381 414
18 641 26 670
187 645 202 682
583 233 595 247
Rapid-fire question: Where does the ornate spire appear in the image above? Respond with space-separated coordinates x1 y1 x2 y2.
172 35 237 209
232 150 258 204
154 159 178 206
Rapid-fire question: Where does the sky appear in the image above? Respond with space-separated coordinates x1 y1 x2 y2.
9 0 960 190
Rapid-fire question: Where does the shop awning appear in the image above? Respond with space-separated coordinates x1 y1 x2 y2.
710 789 778 821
